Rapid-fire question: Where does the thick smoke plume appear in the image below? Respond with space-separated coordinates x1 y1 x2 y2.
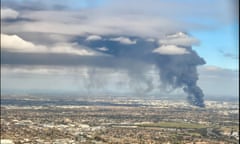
1 33 206 107
154 49 206 107
83 33 206 107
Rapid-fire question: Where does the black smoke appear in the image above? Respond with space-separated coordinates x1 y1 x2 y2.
81 35 206 107
1 34 206 107
153 49 206 107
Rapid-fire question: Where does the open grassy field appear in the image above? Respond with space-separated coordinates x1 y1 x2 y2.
136 121 208 129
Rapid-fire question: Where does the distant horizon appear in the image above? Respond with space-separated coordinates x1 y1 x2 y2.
1 89 238 101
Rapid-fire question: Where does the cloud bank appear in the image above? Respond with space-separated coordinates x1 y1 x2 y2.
1 33 95 55
1 8 19 19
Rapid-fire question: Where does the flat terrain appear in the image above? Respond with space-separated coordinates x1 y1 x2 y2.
1 96 239 144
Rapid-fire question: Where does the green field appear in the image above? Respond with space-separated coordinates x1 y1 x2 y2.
136 121 208 129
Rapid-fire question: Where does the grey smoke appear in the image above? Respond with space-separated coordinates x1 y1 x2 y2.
83 35 206 107
154 49 206 107
1 34 206 107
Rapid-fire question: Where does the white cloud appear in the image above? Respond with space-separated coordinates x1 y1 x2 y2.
86 35 102 41
152 45 189 55
97 47 108 51
48 34 73 42
1 8 19 19
1 9 176 38
146 38 155 42
109 37 136 45
49 43 95 56
166 32 188 38
200 65 223 71
2 66 56 75
1 33 95 56
1 0 235 39
1 33 46 52
1 65 90 76
159 32 200 46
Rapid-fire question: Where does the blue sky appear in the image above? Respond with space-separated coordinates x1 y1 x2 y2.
191 23 238 70
1 0 239 101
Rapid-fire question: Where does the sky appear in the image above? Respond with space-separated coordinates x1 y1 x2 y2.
1 0 239 104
